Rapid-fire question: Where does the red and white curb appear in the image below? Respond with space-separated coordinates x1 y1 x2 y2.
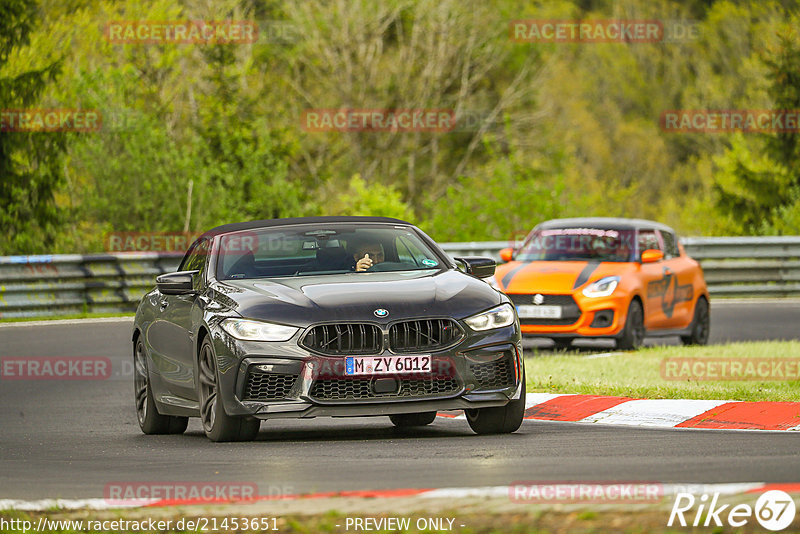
438 393 800 431
2 483 799 511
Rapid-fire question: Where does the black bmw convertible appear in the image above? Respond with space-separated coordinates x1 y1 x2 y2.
133 216 525 441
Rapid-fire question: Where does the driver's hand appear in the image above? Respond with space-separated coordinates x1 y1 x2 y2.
356 254 373 272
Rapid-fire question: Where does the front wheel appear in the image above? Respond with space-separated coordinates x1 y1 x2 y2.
390 412 437 427
134 338 188 435
681 297 710 346
616 299 645 350
466 374 526 435
198 338 260 442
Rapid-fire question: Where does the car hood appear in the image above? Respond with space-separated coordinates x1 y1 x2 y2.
211 270 502 326
495 260 637 294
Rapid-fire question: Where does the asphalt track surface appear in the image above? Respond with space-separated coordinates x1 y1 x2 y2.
1 300 799 500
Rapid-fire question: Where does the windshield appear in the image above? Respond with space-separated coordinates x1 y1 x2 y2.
216 224 443 280
516 227 636 262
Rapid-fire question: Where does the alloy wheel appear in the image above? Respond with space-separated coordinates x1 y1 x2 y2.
199 342 218 432
134 340 148 426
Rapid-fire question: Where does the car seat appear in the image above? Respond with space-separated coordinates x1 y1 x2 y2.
315 245 354 271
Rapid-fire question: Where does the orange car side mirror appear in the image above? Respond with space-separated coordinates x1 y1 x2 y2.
641 249 664 263
498 247 514 262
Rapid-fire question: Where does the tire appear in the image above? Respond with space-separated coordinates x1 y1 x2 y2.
681 297 710 346
390 411 437 427
617 299 645 350
134 337 188 435
198 338 260 442
465 372 526 435
551 338 573 351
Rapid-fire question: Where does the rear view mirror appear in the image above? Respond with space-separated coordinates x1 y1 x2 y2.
641 249 664 263
453 257 496 279
499 247 513 262
156 270 199 295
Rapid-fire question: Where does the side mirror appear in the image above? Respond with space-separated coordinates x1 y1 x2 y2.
641 249 664 263
156 270 199 295
453 256 496 279
499 247 514 263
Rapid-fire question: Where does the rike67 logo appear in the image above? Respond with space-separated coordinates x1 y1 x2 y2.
669 490 796 531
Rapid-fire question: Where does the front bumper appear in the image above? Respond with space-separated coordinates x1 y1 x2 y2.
516 292 629 338
210 322 523 420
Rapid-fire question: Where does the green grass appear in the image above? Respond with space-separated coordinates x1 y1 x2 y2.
524 341 800 402
0 312 134 323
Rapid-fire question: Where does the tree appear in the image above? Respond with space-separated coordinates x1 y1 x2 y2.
0 0 66 253
764 29 800 177
713 26 800 234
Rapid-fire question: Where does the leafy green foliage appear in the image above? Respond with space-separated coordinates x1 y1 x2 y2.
712 134 793 234
0 0 66 253
713 23 800 235
325 174 414 221
3 0 800 254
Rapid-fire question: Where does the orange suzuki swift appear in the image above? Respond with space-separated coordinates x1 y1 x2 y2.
493 218 710 350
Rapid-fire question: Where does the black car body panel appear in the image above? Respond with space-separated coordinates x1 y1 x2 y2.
133 217 523 426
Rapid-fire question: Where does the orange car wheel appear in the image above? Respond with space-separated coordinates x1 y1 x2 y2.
617 299 644 350
681 297 710 346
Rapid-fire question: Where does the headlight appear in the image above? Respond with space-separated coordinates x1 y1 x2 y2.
464 303 516 331
582 276 620 298
220 318 299 341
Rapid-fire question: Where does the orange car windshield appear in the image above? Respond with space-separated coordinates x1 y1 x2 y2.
516 228 636 262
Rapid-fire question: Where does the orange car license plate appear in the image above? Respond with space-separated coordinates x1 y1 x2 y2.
516 305 562 319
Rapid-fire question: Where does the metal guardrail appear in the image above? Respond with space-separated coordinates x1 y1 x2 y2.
441 236 800 298
0 253 181 319
1 236 799 318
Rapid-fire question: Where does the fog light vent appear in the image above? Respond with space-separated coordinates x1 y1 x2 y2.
590 310 614 328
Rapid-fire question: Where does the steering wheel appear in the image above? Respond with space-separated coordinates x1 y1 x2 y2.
365 261 413 272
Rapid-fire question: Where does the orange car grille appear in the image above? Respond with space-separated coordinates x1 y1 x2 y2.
507 293 582 325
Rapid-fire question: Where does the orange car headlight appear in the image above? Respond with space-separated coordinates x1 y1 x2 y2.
581 276 620 298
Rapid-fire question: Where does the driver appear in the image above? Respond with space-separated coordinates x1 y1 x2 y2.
351 239 386 272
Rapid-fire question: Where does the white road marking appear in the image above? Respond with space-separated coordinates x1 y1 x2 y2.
0 483 771 510
525 393 566 409
583 351 624 359
0 498 152 510
0 317 134 328
578 399 734 427
436 393 565 420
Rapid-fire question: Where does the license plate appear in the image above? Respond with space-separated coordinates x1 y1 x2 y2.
517 305 562 319
345 355 431 376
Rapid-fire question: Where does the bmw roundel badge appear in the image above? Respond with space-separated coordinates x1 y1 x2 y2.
374 308 389 318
